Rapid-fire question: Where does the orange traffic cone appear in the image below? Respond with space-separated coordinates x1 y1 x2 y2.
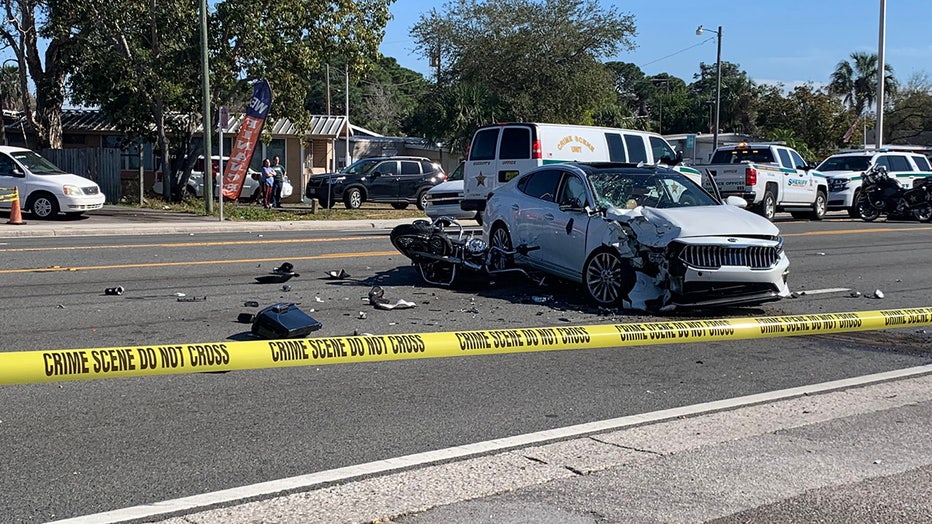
7 187 25 225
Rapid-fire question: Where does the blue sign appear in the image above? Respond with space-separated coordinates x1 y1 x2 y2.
686 134 696 150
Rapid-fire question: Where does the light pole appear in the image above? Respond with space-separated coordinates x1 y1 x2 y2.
696 25 722 151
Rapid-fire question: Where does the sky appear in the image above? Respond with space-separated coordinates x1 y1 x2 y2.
379 0 932 89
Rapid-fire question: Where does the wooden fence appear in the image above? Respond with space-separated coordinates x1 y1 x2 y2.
41 148 122 204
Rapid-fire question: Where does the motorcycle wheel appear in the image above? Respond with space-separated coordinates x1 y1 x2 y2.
856 196 882 222
912 204 932 223
417 231 455 284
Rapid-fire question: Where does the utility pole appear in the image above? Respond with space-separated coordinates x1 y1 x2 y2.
199 0 213 213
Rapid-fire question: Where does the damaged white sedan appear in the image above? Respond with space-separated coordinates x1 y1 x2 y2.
483 162 790 311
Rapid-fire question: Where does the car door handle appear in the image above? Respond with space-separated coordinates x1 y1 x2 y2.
512 204 519 211
544 213 554 220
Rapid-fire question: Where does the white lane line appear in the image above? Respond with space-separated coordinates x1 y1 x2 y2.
51 364 932 524
796 287 850 295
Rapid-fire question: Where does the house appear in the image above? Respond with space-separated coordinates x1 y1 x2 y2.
7 108 353 203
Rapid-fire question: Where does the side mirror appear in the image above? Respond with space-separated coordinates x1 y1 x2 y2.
559 197 586 212
660 151 684 167
725 195 748 208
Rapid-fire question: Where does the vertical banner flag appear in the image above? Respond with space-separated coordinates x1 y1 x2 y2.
221 80 272 200
842 116 861 143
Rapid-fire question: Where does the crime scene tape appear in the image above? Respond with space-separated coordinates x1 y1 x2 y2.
2 307 932 386
0 187 18 203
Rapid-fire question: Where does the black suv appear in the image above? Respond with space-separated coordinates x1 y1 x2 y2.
305 156 447 209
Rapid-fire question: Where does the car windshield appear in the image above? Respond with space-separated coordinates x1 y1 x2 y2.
588 170 718 210
341 159 381 175
447 163 464 181
817 156 871 172
10 150 66 175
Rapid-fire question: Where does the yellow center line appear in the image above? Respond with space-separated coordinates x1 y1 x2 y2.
782 226 932 237
0 251 399 274
0 236 374 252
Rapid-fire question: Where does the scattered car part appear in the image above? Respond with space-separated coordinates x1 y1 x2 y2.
251 303 322 339
368 285 417 310
326 269 351 279
104 286 125 296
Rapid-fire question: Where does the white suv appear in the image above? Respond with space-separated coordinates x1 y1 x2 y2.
818 150 932 217
0 146 106 219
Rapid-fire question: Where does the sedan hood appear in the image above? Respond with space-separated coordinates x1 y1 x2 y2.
427 179 464 194
607 205 779 245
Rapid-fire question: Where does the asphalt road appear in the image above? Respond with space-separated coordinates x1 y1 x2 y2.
1 213 931 522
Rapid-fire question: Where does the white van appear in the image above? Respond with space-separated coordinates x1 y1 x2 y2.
0 146 105 219
461 123 697 213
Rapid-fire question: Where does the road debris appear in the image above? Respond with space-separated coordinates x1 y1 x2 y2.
872 289 885 299
256 262 300 284
243 301 260 307
368 285 416 310
326 269 351 279
104 286 125 296
177 296 207 302
850 291 862 298
251 302 322 339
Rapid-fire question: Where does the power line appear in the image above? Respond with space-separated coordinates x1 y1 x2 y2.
639 37 715 69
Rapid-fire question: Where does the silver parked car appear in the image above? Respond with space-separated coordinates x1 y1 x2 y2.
482 162 790 311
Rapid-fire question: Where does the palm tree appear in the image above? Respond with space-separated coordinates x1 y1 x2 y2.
829 51 896 116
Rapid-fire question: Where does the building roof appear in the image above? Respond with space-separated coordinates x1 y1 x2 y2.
25 109 351 138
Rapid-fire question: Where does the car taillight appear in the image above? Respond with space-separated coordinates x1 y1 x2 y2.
745 167 757 186
532 139 542 159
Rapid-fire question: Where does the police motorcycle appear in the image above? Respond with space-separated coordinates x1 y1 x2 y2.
390 217 537 286
856 164 932 223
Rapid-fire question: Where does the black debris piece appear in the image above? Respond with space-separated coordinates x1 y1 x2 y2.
243 301 260 307
368 285 416 310
251 303 322 339
104 286 125 296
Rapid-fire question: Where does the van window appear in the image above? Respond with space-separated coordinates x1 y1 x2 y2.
912 155 932 171
520 169 562 202
623 134 648 163
606 133 626 162
649 136 676 163
500 127 531 160
469 129 499 161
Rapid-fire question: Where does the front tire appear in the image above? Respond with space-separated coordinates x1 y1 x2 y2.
28 193 60 219
488 225 514 272
416 190 429 211
582 249 635 308
912 204 932 223
857 195 882 222
343 187 362 209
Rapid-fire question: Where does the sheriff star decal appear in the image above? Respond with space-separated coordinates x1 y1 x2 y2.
475 172 487 187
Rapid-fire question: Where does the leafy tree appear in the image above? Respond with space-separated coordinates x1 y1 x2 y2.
406 82 503 155
66 0 392 200
756 83 849 159
829 51 897 117
305 57 430 136
0 0 82 148
410 0 636 147
691 61 759 136
885 73 932 144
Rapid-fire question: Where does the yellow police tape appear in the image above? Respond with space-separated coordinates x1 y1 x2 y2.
2 307 931 386
0 187 18 203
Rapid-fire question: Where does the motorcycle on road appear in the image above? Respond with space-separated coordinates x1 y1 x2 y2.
390 217 537 286
856 165 932 222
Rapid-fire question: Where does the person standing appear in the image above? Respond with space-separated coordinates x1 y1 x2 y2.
272 155 286 208
262 158 275 209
